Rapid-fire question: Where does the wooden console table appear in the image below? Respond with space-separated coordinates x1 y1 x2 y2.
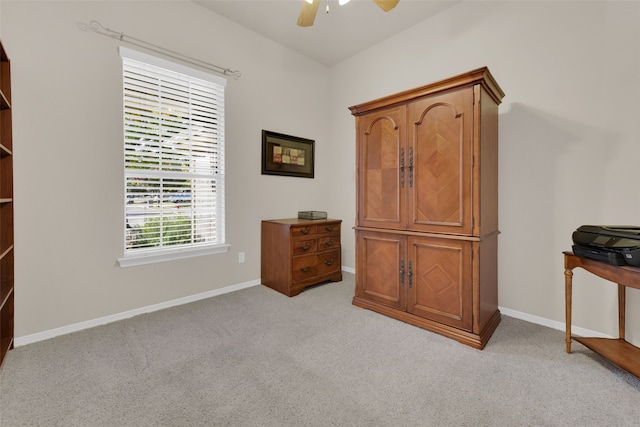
564 251 640 378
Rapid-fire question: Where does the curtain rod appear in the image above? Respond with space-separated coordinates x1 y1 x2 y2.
78 20 241 79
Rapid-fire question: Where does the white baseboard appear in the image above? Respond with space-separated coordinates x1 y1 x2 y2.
15 270 353 346
16 273 608 347
342 265 355 274
14 279 261 347
498 306 612 338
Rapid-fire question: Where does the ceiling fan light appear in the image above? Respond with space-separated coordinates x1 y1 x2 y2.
339 0 351 5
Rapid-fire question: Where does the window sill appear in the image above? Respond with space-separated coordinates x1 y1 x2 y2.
118 244 230 268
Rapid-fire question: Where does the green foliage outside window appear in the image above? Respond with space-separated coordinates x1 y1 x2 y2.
128 215 193 249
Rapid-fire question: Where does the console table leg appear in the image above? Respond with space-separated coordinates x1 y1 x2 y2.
565 267 573 353
618 284 626 340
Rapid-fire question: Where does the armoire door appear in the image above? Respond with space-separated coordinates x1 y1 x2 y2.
407 88 474 235
355 230 406 310
356 105 406 230
407 235 472 331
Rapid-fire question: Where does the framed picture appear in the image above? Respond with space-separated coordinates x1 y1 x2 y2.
261 130 315 178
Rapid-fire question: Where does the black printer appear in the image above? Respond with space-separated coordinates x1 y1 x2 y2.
572 225 640 267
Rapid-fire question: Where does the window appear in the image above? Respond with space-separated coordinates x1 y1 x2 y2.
118 47 228 267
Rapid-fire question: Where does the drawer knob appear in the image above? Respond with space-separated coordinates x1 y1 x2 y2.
300 266 312 272
325 225 334 231
300 227 311 235
324 259 334 266
324 239 335 247
299 243 311 251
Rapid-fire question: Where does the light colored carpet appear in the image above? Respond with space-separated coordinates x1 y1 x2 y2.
1 272 639 426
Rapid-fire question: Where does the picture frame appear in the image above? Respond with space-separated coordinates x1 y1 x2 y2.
261 130 315 178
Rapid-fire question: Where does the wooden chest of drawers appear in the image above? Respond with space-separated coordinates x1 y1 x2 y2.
261 218 342 296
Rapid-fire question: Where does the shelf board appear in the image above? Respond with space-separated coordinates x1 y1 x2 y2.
0 285 12 310
0 90 9 110
0 143 11 157
574 337 640 378
0 244 13 261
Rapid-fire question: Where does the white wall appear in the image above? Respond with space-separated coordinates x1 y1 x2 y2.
1 0 332 338
328 1 640 345
2 0 640 347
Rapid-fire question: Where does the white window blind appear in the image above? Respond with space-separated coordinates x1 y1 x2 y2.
119 47 227 264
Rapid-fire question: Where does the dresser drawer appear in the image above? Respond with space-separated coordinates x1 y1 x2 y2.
317 222 340 235
292 225 316 237
318 250 341 275
292 254 318 282
293 237 318 255
318 235 340 251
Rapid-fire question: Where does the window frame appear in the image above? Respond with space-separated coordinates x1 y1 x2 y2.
117 47 229 267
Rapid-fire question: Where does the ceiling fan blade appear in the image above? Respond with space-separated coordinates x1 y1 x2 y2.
373 0 400 12
297 0 321 27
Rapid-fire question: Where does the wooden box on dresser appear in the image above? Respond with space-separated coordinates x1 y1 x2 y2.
261 218 342 297
349 68 504 349
0 39 14 367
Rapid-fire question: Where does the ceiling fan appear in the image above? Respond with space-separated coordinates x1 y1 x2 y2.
297 0 400 27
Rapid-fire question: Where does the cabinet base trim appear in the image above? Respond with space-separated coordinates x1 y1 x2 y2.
352 296 501 349
263 271 343 297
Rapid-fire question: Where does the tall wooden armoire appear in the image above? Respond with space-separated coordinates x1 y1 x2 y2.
349 68 504 349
